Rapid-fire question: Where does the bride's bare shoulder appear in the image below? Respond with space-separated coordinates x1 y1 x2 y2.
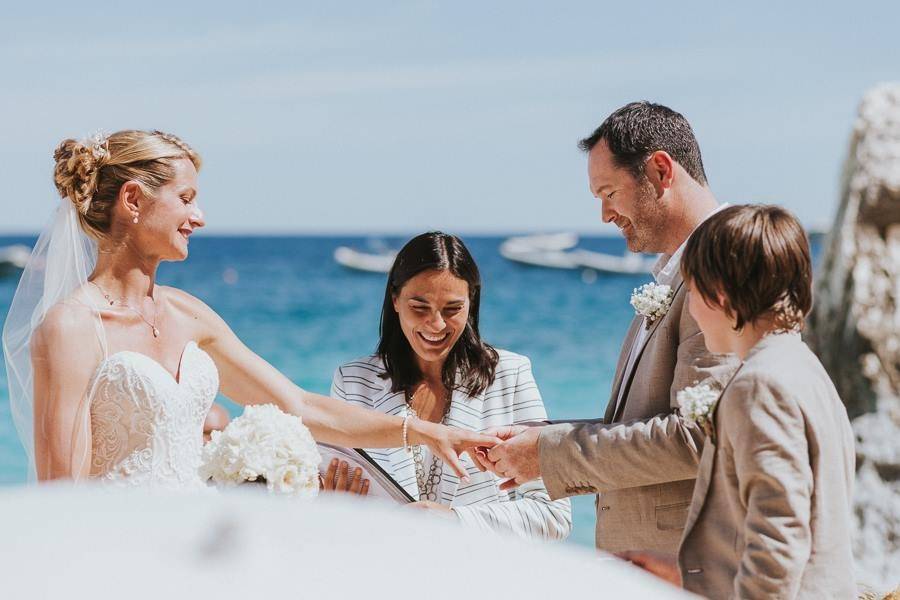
161 286 213 313
159 286 225 330
32 300 99 350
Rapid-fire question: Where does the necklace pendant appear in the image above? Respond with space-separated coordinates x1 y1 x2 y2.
152 327 160 338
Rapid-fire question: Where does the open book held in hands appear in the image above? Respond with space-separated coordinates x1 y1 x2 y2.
317 444 415 504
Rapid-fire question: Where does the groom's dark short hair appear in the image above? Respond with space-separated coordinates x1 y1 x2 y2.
681 204 813 332
579 101 708 185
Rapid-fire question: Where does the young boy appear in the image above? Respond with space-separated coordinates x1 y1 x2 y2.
621 205 856 598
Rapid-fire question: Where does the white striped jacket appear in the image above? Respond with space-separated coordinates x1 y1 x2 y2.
331 349 572 541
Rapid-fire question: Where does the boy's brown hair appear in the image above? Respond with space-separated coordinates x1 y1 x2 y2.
680 204 812 331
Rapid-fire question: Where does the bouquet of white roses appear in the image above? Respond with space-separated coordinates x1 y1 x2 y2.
200 404 321 498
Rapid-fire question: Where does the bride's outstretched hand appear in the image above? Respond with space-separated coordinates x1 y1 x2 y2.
410 420 501 482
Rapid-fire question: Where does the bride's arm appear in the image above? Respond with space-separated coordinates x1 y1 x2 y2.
186 293 498 477
31 304 98 481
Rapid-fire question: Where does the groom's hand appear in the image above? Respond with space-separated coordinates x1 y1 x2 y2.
484 424 544 490
471 424 529 472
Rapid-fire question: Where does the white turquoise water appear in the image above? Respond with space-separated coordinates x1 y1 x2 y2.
0 234 823 548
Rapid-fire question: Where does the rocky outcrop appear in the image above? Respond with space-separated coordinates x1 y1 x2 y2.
808 83 900 592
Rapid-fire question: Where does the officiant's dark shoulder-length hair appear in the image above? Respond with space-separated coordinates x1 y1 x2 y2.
377 232 499 396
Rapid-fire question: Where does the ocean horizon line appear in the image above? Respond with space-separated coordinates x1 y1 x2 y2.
0 227 832 239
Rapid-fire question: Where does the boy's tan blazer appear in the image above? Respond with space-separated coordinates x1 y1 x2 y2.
678 333 856 599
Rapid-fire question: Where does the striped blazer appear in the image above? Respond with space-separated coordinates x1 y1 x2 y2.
331 349 572 541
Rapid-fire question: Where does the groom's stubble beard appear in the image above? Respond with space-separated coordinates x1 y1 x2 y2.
624 176 667 254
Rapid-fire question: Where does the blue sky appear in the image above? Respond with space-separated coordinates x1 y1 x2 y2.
1 1 897 234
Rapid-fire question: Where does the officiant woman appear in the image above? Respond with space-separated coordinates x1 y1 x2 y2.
331 232 571 540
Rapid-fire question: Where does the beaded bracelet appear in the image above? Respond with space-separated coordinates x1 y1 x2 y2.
402 414 411 453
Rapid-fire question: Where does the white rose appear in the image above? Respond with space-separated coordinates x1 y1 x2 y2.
200 404 321 498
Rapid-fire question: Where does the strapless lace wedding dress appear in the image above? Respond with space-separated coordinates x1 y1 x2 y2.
87 341 219 489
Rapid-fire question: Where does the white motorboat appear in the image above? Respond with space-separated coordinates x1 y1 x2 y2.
499 233 655 275
0 244 30 277
573 249 657 275
500 232 579 252
333 246 397 274
499 247 582 269
499 232 582 269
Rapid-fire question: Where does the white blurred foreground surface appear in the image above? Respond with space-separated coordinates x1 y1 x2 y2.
0 484 694 599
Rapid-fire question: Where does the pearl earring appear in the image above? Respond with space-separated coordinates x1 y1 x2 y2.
132 214 139 224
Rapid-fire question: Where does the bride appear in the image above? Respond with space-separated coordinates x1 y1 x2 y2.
2 129 497 486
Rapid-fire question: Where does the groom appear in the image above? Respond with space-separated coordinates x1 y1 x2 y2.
483 102 738 553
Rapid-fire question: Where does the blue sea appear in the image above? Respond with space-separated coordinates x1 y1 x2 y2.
0 234 823 548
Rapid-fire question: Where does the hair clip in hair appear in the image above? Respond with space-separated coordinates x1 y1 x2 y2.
85 130 110 161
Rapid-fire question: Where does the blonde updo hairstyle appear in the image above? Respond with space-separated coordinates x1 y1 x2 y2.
53 130 201 240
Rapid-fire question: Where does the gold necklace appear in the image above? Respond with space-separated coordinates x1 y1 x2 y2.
88 280 161 338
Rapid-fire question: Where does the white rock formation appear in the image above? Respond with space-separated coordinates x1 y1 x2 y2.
808 83 900 592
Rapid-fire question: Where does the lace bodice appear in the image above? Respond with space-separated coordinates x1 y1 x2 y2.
88 341 219 489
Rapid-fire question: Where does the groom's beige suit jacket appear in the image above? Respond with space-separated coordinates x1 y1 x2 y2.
678 333 856 599
538 264 738 553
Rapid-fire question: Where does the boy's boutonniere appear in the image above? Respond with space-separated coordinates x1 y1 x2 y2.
677 382 721 439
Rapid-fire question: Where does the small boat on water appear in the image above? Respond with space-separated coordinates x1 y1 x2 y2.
500 246 581 269
0 245 30 277
499 232 582 269
499 233 655 275
500 232 579 253
334 246 397 274
572 249 657 275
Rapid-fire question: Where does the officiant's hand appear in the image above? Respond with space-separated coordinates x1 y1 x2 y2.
320 459 370 496
616 551 682 587
482 425 544 490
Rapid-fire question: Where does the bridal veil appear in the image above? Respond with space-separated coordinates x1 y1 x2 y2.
2 201 105 480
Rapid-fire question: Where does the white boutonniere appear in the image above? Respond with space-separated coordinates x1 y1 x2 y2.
676 383 721 438
630 282 674 328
